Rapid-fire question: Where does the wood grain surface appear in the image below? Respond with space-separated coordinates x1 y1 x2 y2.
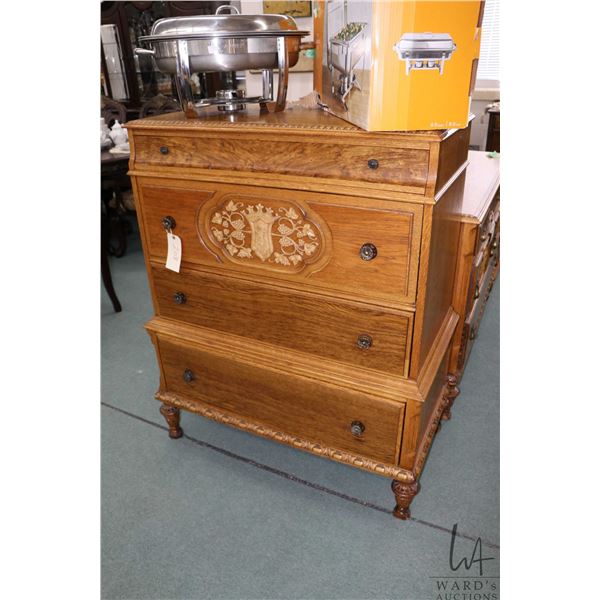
137 180 422 307
134 133 430 189
125 106 451 141
128 104 479 510
434 123 472 194
151 263 413 376
410 172 465 377
157 336 405 464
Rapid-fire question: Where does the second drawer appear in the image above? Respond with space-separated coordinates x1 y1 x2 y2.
152 265 412 377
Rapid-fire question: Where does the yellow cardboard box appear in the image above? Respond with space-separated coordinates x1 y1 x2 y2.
316 0 484 131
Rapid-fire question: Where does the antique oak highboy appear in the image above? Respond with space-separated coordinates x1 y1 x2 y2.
126 107 471 518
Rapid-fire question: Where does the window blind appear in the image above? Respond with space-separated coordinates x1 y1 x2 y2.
477 0 500 82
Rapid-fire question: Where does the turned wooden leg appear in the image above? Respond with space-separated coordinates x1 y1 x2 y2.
441 374 460 421
160 403 183 439
391 480 420 520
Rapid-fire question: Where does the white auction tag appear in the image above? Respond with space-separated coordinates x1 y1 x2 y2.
165 232 182 273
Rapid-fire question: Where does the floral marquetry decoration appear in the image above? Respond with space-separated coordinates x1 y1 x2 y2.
198 195 331 275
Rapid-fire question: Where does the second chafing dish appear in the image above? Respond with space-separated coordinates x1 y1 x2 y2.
393 33 457 76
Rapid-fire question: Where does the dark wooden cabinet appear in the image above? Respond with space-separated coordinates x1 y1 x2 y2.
485 103 500 152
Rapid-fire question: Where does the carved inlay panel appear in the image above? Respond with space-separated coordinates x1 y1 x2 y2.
198 194 331 275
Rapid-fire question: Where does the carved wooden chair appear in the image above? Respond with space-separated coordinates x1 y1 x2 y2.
139 94 180 119
101 95 127 128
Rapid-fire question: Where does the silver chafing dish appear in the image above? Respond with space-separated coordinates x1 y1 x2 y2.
135 5 309 116
393 33 457 76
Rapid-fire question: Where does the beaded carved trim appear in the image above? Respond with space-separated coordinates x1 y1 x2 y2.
129 118 359 132
128 117 443 137
156 391 414 482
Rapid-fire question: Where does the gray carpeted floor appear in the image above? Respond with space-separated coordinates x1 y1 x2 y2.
101 217 500 600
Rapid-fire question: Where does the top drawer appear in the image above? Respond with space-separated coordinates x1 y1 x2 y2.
132 132 430 192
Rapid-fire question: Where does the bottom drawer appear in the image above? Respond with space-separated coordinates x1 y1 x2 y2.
157 336 405 464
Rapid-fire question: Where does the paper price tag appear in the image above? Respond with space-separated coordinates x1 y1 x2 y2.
165 232 182 273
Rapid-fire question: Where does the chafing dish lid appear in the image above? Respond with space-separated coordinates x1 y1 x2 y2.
140 12 308 42
397 33 455 51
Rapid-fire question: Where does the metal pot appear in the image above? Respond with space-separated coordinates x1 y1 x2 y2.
136 5 309 116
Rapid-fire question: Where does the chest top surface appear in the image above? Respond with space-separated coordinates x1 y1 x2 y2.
125 106 453 142
457 151 501 222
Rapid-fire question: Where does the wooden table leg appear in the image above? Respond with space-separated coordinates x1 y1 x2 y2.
101 207 122 313
160 403 183 439
391 480 420 520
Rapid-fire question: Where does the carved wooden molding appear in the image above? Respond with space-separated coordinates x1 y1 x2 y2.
129 118 360 132
391 480 420 520
128 117 446 139
156 391 414 482
197 194 332 275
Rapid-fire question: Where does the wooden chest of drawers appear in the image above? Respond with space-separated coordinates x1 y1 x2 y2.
449 151 500 381
127 107 472 519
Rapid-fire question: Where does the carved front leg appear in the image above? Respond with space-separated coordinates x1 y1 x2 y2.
160 403 183 439
441 374 460 421
391 480 420 520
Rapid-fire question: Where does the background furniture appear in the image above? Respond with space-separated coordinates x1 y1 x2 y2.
449 151 500 381
126 107 472 518
101 1 233 118
101 201 122 313
101 150 130 312
139 93 180 119
101 149 131 257
101 95 127 128
485 102 500 152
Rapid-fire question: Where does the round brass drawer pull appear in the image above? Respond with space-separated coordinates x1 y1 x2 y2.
173 291 187 305
356 334 372 350
367 159 379 169
359 243 377 261
350 421 365 437
160 146 169 154
183 369 194 383
162 215 176 231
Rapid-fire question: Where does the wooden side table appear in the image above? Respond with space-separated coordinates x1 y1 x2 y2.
448 151 500 380
101 150 130 312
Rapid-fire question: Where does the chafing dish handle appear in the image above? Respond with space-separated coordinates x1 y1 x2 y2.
215 5 240 14
275 36 289 112
134 48 155 56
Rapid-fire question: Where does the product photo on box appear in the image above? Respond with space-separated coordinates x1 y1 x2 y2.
315 0 484 131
